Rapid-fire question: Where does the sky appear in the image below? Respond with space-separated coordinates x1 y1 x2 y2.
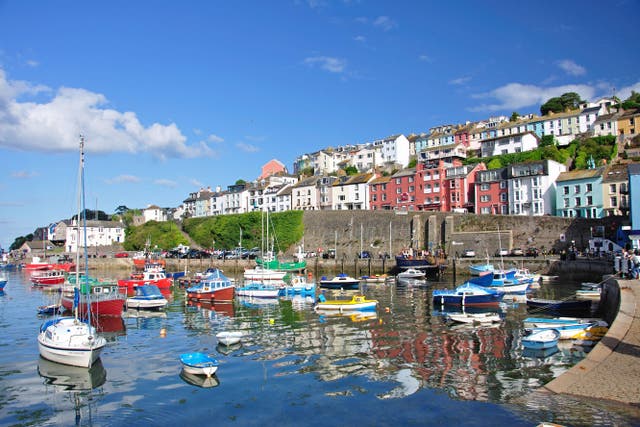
0 0 639 249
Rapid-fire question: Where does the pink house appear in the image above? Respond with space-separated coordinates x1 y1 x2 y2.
258 159 287 180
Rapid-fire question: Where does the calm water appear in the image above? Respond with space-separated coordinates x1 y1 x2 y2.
0 268 638 427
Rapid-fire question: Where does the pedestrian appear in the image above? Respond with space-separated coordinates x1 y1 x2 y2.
631 250 640 279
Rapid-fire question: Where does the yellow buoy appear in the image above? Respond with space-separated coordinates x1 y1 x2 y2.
269 318 275 325
160 328 167 337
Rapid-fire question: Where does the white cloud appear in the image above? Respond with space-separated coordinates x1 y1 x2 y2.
207 133 224 143
304 56 346 73
11 170 38 179
0 68 211 160
372 16 396 31
154 179 177 188
190 179 204 187
449 76 471 85
105 174 141 184
418 54 432 63
556 59 586 76
26 60 39 68
354 35 366 43
236 142 259 153
617 81 640 100
469 83 596 112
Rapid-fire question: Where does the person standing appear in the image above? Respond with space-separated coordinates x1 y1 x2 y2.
631 250 640 279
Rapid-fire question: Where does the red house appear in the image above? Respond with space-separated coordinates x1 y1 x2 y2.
474 167 509 215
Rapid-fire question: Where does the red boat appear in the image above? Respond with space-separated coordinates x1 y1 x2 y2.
118 268 173 296
186 268 235 302
61 281 126 317
23 256 76 272
31 269 66 286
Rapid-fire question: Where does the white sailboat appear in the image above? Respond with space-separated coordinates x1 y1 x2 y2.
38 136 107 368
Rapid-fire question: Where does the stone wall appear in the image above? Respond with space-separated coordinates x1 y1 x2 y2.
300 211 617 258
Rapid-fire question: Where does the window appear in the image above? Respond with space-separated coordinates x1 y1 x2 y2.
395 178 401 184
531 177 540 187
564 198 570 208
500 193 508 202
563 186 569 195
481 207 491 214
409 186 414 193
408 177 414 183
513 179 521 188
480 183 490 191
586 196 592 206
371 185 377 192
610 184 617 193
500 181 507 189
480 195 491 202
514 191 521 201
610 196 617 206
575 197 581 207
586 183 592 192
574 185 580 194
533 188 542 199
501 205 508 215
433 183 440 192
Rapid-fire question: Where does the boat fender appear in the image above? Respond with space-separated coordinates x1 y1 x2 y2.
318 294 326 303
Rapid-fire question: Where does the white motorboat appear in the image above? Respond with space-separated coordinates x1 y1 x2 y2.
396 268 426 280
126 284 168 310
180 352 219 377
216 331 243 346
446 312 501 324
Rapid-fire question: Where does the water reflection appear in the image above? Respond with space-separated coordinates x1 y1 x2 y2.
179 369 220 388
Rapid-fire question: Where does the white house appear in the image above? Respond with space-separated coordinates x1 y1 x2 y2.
65 220 125 253
291 176 321 210
480 131 540 158
331 172 376 210
506 159 566 216
379 134 411 168
143 205 167 222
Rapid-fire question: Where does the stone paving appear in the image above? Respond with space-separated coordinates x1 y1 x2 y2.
543 278 640 405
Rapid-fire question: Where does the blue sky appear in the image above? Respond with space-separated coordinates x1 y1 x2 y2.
1 0 639 249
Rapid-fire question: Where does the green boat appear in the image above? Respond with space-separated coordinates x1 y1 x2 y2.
255 257 306 271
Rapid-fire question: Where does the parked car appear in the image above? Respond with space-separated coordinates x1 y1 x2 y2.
462 249 476 258
114 252 129 258
322 249 336 259
495 248 509 257
510 248 524 256
358 250 372 259
525 247 539 257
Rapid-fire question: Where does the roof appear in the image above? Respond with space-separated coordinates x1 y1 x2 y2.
479 131 539 144
628 163 640 176
370 176 391 184
390 168 416 178
602 163 630 183
556 167 605 182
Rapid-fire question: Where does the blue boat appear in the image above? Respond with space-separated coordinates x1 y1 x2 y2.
179 352 219 377
319 273 360 290
432 279 505 307
485 269 532 294
469 263 494 276
0 274 7 291
521 328 560 350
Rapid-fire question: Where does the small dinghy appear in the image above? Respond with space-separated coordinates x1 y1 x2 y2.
179 352 219 377
447 312 501 324
216 331 243 346
522 329 560 350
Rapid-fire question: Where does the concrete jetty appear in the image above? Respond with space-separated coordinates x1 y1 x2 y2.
543 278 640 406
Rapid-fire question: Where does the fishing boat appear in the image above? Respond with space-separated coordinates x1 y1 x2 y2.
469 263 494 276
359 274 389 283
235 281 282 298
31 269 66 286
37 136 107 368
521 329 560 350
446 312 501 324
179 352 219 377
216 331 243 346
126 284 168 310
396 268 426 280
572 324 608 347
23 256 76 272
281 274 316 295
525 322 592 340
314 294 378 312
523 316 595 329
485 269 531 294
0 272 7 291
433 283 504 307
118 266 173 295
61 279 125 317
186 268 235 302
525 297 592 314
37 304 64 316
318 273 360 290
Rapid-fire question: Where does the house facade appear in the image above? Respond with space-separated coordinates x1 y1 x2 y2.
475 167 509 215
65 220 125 253
555 167 605 218
506 159 566 216
602 163 630 217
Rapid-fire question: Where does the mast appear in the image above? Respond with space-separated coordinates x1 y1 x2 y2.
80 135 92 325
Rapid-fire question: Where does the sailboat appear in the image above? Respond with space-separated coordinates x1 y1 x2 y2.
37 136 107 368
252 210 306 272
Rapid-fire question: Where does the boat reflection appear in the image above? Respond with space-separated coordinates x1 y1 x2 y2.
186 299 235 317
316 309 378 323
122 309 167 330
179 369 220 388
38 357 107 391
216 342 242 355
92 315 126 339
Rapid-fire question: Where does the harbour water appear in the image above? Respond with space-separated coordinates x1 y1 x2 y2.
0 268 638 426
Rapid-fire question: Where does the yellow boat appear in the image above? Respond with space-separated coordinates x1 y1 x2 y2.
314 294 378 312
571 325 608 347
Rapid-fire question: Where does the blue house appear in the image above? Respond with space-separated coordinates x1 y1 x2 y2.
628 163 640 249
555 166 605 218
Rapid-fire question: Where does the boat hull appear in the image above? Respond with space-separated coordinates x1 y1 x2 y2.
522 329 560 350
126 298 168 310
180 353 219 377
186 286 235 302
216 331 242 346
61 294 126 317
37 318 106 368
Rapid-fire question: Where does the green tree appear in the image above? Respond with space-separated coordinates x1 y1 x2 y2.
486 158 503 169
539 135 556 147
10 234 33 251
407 157 417 168
124 221 189 251
115 205 129 215
621 90 640 110
540 92 585 115
510 111 520 122
343 165 358 176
